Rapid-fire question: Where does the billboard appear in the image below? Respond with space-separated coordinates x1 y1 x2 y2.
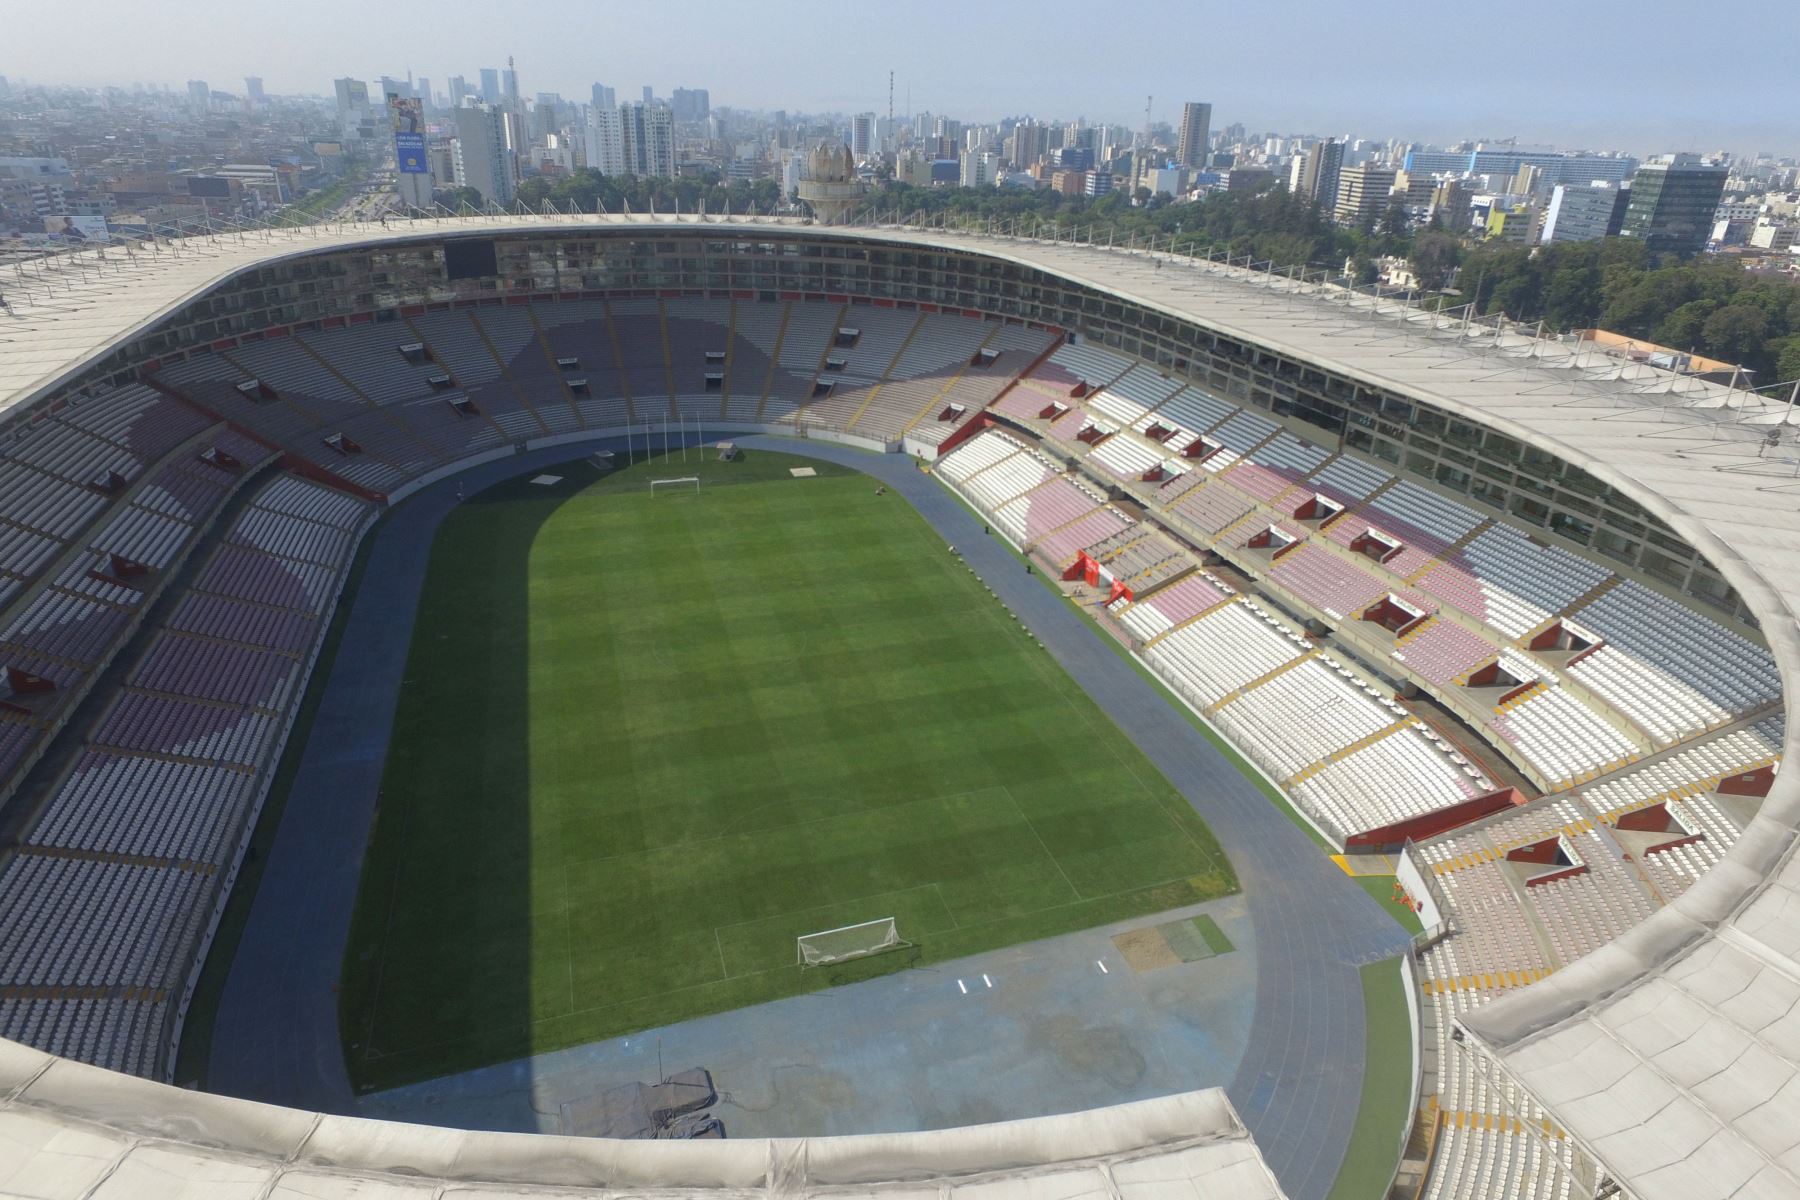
388 93 428 175
43 214 109 243
394 132 427 174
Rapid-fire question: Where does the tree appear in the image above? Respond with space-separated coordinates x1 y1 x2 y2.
435 185 486 211
1774 335 1800 385
1541 265 1602 332
1655 299 1718 353
1377 200 1409 240
1409 233 1462 292
1700 304 1770 369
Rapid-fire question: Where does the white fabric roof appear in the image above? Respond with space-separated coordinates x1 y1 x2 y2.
0 1039 1286 1199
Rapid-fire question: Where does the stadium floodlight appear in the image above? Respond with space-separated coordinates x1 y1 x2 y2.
797 917 905 967
649 476 700 497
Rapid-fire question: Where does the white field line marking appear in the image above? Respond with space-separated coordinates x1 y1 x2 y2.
956 979 968 994
982 973 994 988
1096 959 1110 974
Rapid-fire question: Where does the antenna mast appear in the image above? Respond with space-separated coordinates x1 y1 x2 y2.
1134 94 1153 198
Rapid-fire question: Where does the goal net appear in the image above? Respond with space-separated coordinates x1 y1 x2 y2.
650 476 701 497
796 917 904 967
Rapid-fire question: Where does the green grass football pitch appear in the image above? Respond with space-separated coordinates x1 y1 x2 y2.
339 449 1236 1090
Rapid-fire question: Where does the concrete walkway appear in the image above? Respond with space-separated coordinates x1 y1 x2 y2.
208 434 1410 1200
357 894 1256 1139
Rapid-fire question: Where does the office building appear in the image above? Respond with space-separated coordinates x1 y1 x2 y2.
1620 154 1730 257
1539 182 1622 243
534 93 564 142
1333 163 1397 228
960 150 997 189
850 113 876 159
334 77 378 146
591 83 615 111
449 76 470 109
672 88 710 123
502 65 521 112
186 80 209 117
1749 221 1796 251
1401 148 1637 186
243 77 265 108
479 68 500 104
1428 178 1473 231
1176 102 1211 171
1008 121 1048 168
1084 171 1115 197
1485 205 1537 244
1224 166 1273 192
453 103 516 206
1291 139 1344 211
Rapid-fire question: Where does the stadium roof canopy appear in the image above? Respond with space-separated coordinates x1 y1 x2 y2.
6 215 1800 1200
0 1039 1286 1199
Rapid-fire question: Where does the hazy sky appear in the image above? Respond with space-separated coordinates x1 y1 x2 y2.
9 0 1800 156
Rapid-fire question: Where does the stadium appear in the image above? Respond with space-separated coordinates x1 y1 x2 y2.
0 213 1794 1200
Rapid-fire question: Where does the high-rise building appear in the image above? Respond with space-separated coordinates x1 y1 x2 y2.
671 88 710 122
584 106 626 175
534 93 564 141
1402 148 1637 187
479 68 500 104
1176 102 1211 171
960 150 997 189
1620 153 1729 257
642 85 654 104
1540 182 1623 243
416 78 432 115
850 113 876 159
591 83 615 111
453 103 516 205
334 77 377 145
1333 163 1397 228
619 102 675 178
502 64 521 112
1292 139 1345 211
243 77 265 107
186 80 209 117
1008 121 1048 168
449 76 470 109
1427 178 1472 231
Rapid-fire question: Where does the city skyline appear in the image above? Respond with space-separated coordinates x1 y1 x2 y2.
7 0 1800 158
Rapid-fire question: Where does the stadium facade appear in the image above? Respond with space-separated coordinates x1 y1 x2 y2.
0 215 1796 1200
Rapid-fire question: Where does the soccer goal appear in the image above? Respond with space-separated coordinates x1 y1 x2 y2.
649 476 701 497
796 917 906 967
